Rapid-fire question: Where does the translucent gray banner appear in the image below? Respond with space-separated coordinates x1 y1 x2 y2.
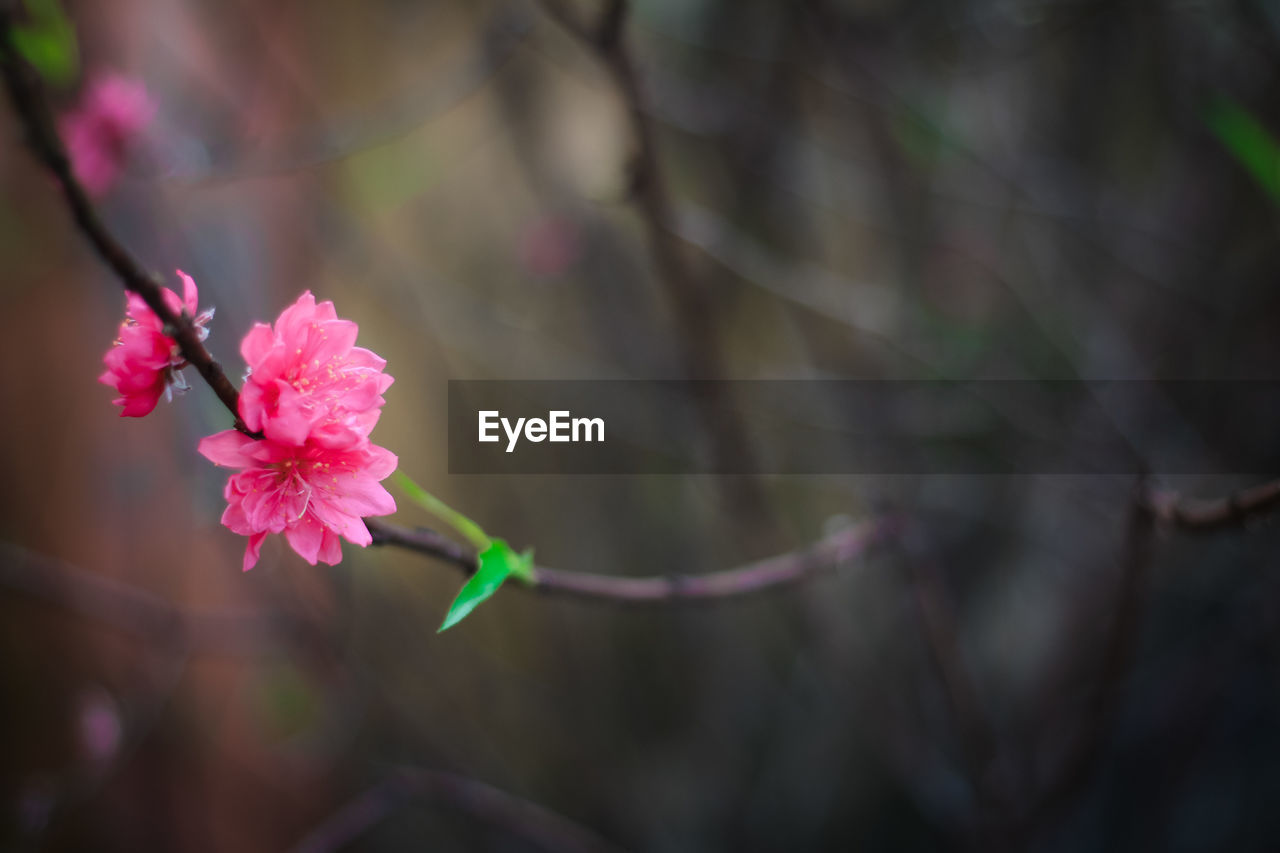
446 380 1280 475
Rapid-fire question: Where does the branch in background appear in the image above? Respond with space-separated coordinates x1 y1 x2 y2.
169 6 532 182
0 19 249 433
1141 479 1280 531
898 531 1003 817
534 0 774 530
371 516 898 602
291 766 628 853
0 543 278 654
1019 478 1156 839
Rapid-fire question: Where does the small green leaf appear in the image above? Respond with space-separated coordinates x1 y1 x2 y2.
1207 99 1280 203
395 471 490 550
10 0 78 88
438 538 534 632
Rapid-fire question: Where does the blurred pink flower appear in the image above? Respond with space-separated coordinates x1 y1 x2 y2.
77 687 122 763
197 430 397 571
239 291 394 448
60 75 155 197
518 215 582 279
99 271 214 417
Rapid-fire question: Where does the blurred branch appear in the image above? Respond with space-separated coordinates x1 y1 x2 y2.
1020 478 1156 837
899 532 1002 815
0 16 250 435
1141 479 1280 531
534 0 773 527
0 543 278 654
291 766 628 853
167 7 532 181
369 516 898 602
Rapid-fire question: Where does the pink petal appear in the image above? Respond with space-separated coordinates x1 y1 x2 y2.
118 386 163 417
240 323 276 368
177 270 198 314
362 445 399 480
284 518 324 564
243 533 266 572
326 475 396 518
197 430 258 468
317 529 343 565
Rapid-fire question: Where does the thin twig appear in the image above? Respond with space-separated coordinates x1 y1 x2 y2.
898 530 1003 817
534 0 773 527
369 516 897 602
0 543 279 654
1141 479 1280 531
1019 477 1156 838
290 767 629 853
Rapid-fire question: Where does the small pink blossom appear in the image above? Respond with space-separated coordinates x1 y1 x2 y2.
198 430 397 571
239 291 393 448
99 271 214 417
518 215 582 279
60 75 155 197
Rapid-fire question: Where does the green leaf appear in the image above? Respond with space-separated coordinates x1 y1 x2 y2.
395 471 490 550
10 0 78 88
438 538 535 632
1207 99 1280 203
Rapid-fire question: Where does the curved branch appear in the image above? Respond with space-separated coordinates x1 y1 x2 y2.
291 767 628 853
1141 479 1280 531
0 543 279 654
368 515 898 603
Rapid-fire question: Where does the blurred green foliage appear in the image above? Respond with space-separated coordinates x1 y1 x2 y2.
1208 99 1280 203
10 0 77 88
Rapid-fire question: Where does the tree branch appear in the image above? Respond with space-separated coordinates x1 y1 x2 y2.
534 0 774 528
290 767 628 853
368 515 897 602
1140 479 1280 531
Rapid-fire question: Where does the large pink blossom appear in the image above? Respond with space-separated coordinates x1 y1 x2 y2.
60 75 155 197
99 271 214 417
197 430 397 571
239 291 393 448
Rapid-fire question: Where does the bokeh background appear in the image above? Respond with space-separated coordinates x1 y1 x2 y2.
4 0 1280 850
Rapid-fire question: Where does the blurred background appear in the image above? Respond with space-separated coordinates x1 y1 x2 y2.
3 0 1280 850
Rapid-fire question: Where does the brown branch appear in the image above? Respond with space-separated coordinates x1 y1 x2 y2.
1141 478 1280 531
368 515 898 603
0 543 280 654
290 767 628 853
534 0 774 529
1019 477 1156 838
0 18 250 434
899 538 1003 815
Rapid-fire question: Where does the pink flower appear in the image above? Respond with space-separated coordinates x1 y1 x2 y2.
518 215 582 279
99 271 214 417
197 430 397 571
238 291 393 448
60 75 155 197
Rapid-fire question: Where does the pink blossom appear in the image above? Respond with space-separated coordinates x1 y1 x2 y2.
238 291 393 448
60 75 155 197
518 215 582 279
99 271 214 417
197 430 397 571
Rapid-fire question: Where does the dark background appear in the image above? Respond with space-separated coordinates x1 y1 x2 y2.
3 0 1280 850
